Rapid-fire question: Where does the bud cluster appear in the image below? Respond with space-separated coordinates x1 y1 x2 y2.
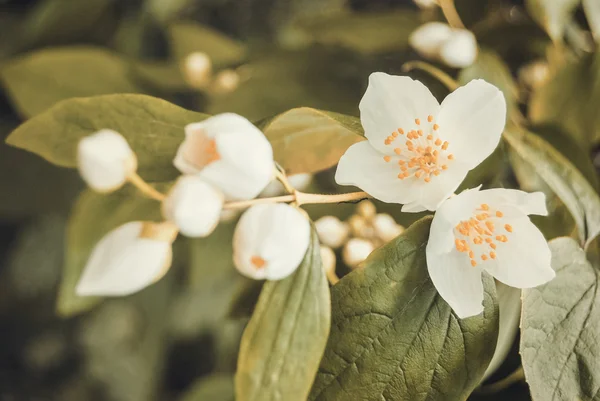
183 52 241 94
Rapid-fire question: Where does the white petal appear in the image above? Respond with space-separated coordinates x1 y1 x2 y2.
426 245 485 319
481 189 547 216
335 141 422 205
482 282 521 381
439 29 478 68
409 22 453 59
437 80 506 169
483 214 554 288
233 204 310 280
360 73 440 153
162 176 224 238
76 222 174 296
77 130 137 192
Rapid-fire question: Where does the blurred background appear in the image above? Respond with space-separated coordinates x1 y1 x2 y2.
0 0 598 400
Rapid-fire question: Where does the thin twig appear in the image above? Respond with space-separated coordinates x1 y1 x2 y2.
127 173 166 201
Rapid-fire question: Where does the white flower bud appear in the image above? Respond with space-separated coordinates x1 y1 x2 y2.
260 173 313 197
212 69 240 94
173 113 274 200
518 60 550 90
315 216 349 249
356 200 377 220
233 204 310 280
372 213 405 242
76 221 178 296
183 52 213 89
320 245 338 285
409 22 453 59
413 0 438 8
342 238 375 268
77 130 137 193
347 214 376 239
162 176 223 238
439 29 478 68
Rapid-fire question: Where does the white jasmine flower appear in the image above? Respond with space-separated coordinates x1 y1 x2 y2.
439 29 478 68
183 52 212 89
426 187 555 318
174 113 274 201
409 22 453 59
162 176 223 238
260 173 313 197
342 238 375 268
233 204 310 280
315 215 350 249
372 213 405 242
76 221 178 296
336 73 506 212
77 130 137 193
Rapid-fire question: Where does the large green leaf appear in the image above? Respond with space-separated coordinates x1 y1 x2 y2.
529 52 600 149
309 217 499 401
0 47 140 118
258 107 363 175
235 231 331 401
292 10 420 55
525 0 580 42
521 237 600 401
504 126 600 247
6 94 208 182
57 186 164 317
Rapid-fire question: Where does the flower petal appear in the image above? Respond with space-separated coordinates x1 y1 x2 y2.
437 79 506 169
426 245 485 319
482 189 547 216
76 222 173 296
360 73 440 153
335 141 422 205
483 214 554 288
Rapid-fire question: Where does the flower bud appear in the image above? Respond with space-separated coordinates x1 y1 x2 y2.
518 60 550 90
173 113 274 200
356 200 376 220
162 176 223 238
315 216 349 249
439 29 478 68
372 213 405 242
409 22 453 59
342 238 375 268
76 221 177 296
77 130 137 192
212 69 240 94
347 214 376 239
233 204 310 280
183 52 213 89
260 173 313 197
413 0 438 8
320 245 338 285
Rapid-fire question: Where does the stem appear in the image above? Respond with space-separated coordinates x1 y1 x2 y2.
222 191 371 210
439 0 465 29
127 172 166 201
274 168 295 194
223 194 296 210
477 366 525 394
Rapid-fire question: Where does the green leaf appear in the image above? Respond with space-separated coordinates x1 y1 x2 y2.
525 0 580 42
584 0 600 42
168 22 247 67
520 237 600 401
235 231 331 401
132 61 189 92
57 186 164 317
180 374 234 401
458 49 519 121
309 217 499 401
529 52 600 149
503 126 600 247
6 94 208 182
258 107 363 175
292 10 420 55
0 47 141 118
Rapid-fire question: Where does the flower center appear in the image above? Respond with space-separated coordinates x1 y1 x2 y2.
381 115 454 183
204 139 220 164
250 255 267 269
453 203 514 267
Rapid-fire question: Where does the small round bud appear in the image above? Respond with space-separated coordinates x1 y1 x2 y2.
183 52 212 89
356 200 377 220
342 238 375 268
409 22 453 59
162 176 223 238
413 0 438 8
319 245 338 284
77 130 137 193
315 216 349 249
212 69 240 94
76 221 176 296
372 213 405 242
347 214 376 239
518 60 550 90
233 204 310 280
439 29 478 68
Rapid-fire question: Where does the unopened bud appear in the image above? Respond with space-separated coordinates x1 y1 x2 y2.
319 245 338 284
315 216 349 249
439 29 478 68
183 52 212 89
413 0 438 8
409 22 453 59
348 214 376 239
342 238 375 268
356 200 376 220
212 69 240 94
77 130 137 193
372 213 405 242
518 60 550 90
